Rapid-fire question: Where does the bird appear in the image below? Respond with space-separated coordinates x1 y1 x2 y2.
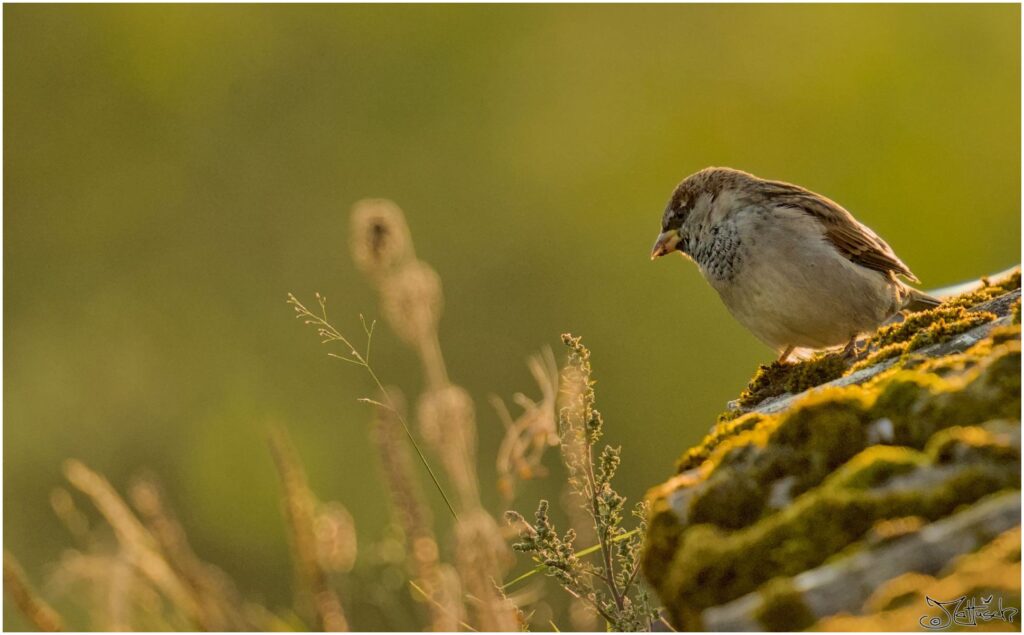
650 167 940 362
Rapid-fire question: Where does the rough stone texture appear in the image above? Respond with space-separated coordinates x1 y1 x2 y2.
643 269 1022 631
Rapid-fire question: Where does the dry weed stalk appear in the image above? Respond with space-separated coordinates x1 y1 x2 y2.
50 541 176 630
557 350 608 632
268 425 351 632
129 476 254 630
506 335 658 631
27 460 285 631
493 348 561 502
4 550 66 632
370 390 465 631
349 199 520 631
62 459 207 628
50 487 92 547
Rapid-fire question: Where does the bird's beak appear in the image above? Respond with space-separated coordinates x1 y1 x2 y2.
650 229 682 260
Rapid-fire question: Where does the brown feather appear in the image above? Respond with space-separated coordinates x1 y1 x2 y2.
760 179 919 283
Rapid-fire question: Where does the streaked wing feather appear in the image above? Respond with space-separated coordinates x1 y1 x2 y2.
763 180 919 282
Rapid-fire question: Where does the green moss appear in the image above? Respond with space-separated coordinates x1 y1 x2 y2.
755 578 816 632
737 353 847 409
991 323 1021 347
851 307 997 372
874 345 1020 449
676 412 763 473
641 497 691 622
867 516 925 545
655 470 1018 629
898 324 1018 378
826 446 926 490
872 306 982 347
872 587 922 612
941 268 1021 309
688 466 766 529
714 408 744 425
768 394 868 478
669 339 1020 537
849 342 904 371
925 423 1019 465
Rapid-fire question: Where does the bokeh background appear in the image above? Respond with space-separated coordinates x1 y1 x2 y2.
4 3 1020 630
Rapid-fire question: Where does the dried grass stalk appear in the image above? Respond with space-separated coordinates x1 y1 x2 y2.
129 475 254 630
4 549 66 632
370 390 465 631
380 262 445 367
553 344 601 631
50 487 91 547
267 425 350 632
62 459 206 629
417 386 480 508
495 348 560 501
454 510 520 631
314 502 358 574
351 199 520 630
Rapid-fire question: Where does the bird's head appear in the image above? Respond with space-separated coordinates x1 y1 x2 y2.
650 167 755 260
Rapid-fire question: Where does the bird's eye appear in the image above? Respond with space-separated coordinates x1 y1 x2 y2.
663 196 688 229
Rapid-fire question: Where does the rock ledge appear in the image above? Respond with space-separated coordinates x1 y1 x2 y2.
643 269 1022 631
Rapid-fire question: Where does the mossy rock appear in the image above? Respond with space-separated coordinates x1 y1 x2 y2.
644 271 1022 631
754 578 816 632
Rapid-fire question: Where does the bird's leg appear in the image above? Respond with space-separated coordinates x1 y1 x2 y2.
841 336 860 358
777 345 795 363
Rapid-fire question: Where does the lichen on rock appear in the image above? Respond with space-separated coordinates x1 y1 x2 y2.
643 269 1022 631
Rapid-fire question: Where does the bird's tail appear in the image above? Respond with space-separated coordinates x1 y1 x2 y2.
904 287 942 312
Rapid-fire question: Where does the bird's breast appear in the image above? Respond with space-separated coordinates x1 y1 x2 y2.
688 221 745 283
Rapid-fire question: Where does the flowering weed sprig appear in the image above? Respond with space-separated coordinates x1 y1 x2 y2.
506 334 659 631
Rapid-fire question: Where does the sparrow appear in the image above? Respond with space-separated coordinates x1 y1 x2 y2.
650 167 939 362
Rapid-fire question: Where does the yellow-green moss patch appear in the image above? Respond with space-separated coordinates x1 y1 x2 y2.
647 278 1021 631
651 467 1018 629
676 412 764 473
755 578 816 632
941 268 1021 309
926 422 1019 465
737 353 848 409
647 327 1021 630
850 307 997 372
674 341 1019 524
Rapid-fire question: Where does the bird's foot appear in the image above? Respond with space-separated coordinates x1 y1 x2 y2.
841 336 861 359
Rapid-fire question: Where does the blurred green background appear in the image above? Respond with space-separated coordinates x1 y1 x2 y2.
4 3 1020 630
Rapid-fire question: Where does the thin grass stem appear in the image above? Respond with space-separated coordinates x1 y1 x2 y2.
288 293 459 521
409 580 478 632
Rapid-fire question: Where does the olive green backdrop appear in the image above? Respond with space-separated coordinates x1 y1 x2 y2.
4 4 1020 630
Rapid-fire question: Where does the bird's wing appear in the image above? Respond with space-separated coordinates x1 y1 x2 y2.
762 180 919 283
